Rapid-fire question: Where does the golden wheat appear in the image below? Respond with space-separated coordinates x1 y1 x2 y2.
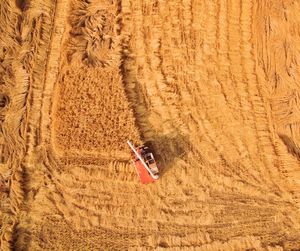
1 0 300 250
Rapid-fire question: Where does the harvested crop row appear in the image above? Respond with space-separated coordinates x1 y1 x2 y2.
0 0 57 249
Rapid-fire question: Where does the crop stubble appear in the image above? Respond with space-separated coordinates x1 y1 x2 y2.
1 0 300 250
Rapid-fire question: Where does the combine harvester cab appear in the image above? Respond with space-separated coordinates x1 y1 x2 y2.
127 140 159 184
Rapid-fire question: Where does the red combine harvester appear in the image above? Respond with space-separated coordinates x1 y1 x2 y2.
127 140 159 184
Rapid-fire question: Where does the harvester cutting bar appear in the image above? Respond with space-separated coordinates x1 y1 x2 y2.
127 140 159 180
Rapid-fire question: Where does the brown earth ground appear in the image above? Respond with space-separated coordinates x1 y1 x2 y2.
1 0 300 250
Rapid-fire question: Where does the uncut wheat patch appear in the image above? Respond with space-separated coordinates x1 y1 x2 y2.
52 64 140 158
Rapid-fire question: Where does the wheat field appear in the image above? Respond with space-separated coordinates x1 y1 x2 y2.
1 0 300 250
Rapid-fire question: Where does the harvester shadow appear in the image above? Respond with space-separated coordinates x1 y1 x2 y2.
120 52 191 176
144 133 191 176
